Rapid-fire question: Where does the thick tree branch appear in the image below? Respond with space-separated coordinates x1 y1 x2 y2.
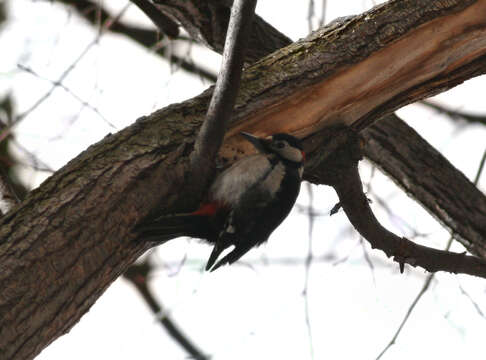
363 114 486 257
154 0 292 63
2 1 486 359
313 133 486 278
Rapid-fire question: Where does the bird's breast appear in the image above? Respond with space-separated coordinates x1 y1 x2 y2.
209 155 286 205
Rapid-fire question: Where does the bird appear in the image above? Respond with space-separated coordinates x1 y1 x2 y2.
136 132 305 271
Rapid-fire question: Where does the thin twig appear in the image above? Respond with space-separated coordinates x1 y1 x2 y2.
376 145 486 359
11 139 55 173
61 0 217 82
319 0 327 27
190 0 257 192
1 4 129 144
17 64 116 129
123 261 208 360
307 0 315 33
375 263 437 360
360 236 377 286
303 183 315 359
420 100 486 126
473 148 486 185
458 285 486 319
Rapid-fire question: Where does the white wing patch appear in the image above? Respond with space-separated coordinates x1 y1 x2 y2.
261 162 285 196
277 145 303 163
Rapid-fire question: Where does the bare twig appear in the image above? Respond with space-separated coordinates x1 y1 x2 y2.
17 64 116 129
10 139 55 174
319 0 327 27
375 259 437 360
307 0 315 33
58 0 217 82
307 0 326 32
130 0 179 37
360 237 377 286
1 5 129 144
319 131 486 278
420 100 486 126
303 183 315 359
123 261 208 360
376 145 486 359
458 285 486 319
473 148 486 185
190 0 257 191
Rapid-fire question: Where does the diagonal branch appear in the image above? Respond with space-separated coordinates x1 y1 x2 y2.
123 262 208 360
57 0 217 82
317 134 486 278
130 0 179 37
363 114 486 257
190 0 258 192
420 100 486 127
154 0 292 63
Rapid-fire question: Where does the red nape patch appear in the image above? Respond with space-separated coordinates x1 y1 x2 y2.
192 202 221 216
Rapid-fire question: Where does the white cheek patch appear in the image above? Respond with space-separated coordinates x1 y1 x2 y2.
280 146 303 163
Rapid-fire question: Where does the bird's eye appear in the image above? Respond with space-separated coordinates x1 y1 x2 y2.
275 141 285 149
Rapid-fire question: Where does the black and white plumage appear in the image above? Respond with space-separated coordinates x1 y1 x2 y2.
137 132 305 271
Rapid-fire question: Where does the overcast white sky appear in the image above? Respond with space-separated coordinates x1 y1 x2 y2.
2 1 486 359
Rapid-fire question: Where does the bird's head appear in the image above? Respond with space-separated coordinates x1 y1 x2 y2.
240 132 305 164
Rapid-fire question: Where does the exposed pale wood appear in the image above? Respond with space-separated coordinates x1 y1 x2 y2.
219 0 486 157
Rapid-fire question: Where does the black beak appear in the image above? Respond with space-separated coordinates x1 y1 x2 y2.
240 132 270 154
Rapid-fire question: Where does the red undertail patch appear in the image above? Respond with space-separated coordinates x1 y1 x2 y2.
192 202 221 216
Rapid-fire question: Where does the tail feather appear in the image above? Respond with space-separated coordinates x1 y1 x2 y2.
135 213 210 244
209 241 255 272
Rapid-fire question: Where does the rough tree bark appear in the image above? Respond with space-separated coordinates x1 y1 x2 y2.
1 0 486 359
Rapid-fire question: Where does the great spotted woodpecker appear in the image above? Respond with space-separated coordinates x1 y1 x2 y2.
137 133 305 271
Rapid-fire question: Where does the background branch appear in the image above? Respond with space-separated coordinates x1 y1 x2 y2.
123 262 208 360
130 0 179 37
421 100 486 127
58 0 217 82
